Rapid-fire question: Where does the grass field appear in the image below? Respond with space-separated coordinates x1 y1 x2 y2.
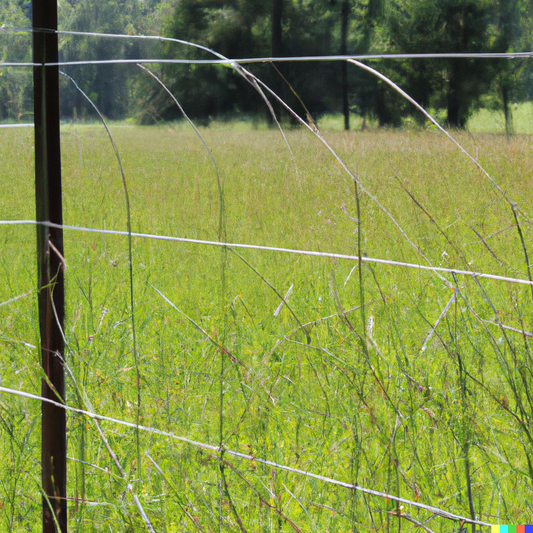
317 103 533 133
1 122 533 531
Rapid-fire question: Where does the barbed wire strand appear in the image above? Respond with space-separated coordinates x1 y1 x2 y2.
0 384 492 527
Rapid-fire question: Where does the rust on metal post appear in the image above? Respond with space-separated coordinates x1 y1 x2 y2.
33 1 67 532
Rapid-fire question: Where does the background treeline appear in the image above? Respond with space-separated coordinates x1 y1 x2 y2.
1 0 533 129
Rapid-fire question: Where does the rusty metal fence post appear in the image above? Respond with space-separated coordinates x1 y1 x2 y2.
33 1 67 531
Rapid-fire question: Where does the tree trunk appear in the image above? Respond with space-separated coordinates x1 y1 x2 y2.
267 0 284 121
341 1 350 130
502 82 514 137
498 0 517 137
272 0 283 58
447 61 463 128
271 0 283 121
447 2 468 129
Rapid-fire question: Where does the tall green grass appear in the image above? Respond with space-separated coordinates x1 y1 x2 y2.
1 123 533 531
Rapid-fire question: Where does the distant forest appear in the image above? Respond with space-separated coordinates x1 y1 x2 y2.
1 0 532 130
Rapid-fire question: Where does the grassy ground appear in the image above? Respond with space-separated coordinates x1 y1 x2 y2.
466 102 533 134
317 103 533 133
1 123 533 531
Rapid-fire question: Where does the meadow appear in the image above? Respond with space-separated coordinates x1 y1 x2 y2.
1 121 533 531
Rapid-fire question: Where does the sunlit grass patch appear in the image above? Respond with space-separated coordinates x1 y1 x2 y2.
1 124 533 530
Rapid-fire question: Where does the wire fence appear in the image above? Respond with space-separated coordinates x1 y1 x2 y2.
1 23 533 532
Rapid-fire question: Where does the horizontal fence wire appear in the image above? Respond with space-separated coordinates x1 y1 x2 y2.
0 384 492 527
1 220 532 287
2 53 533 69
0 123 34 127
3 53 533 68
2 26 533 69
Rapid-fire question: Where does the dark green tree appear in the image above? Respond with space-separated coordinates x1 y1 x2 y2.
58 0 169 120
387 0 498 128
162 0 343 123
495 0 520 135
0 0 33 121
159 0 271 122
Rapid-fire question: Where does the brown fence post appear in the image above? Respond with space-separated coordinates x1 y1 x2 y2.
33 1 67 532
